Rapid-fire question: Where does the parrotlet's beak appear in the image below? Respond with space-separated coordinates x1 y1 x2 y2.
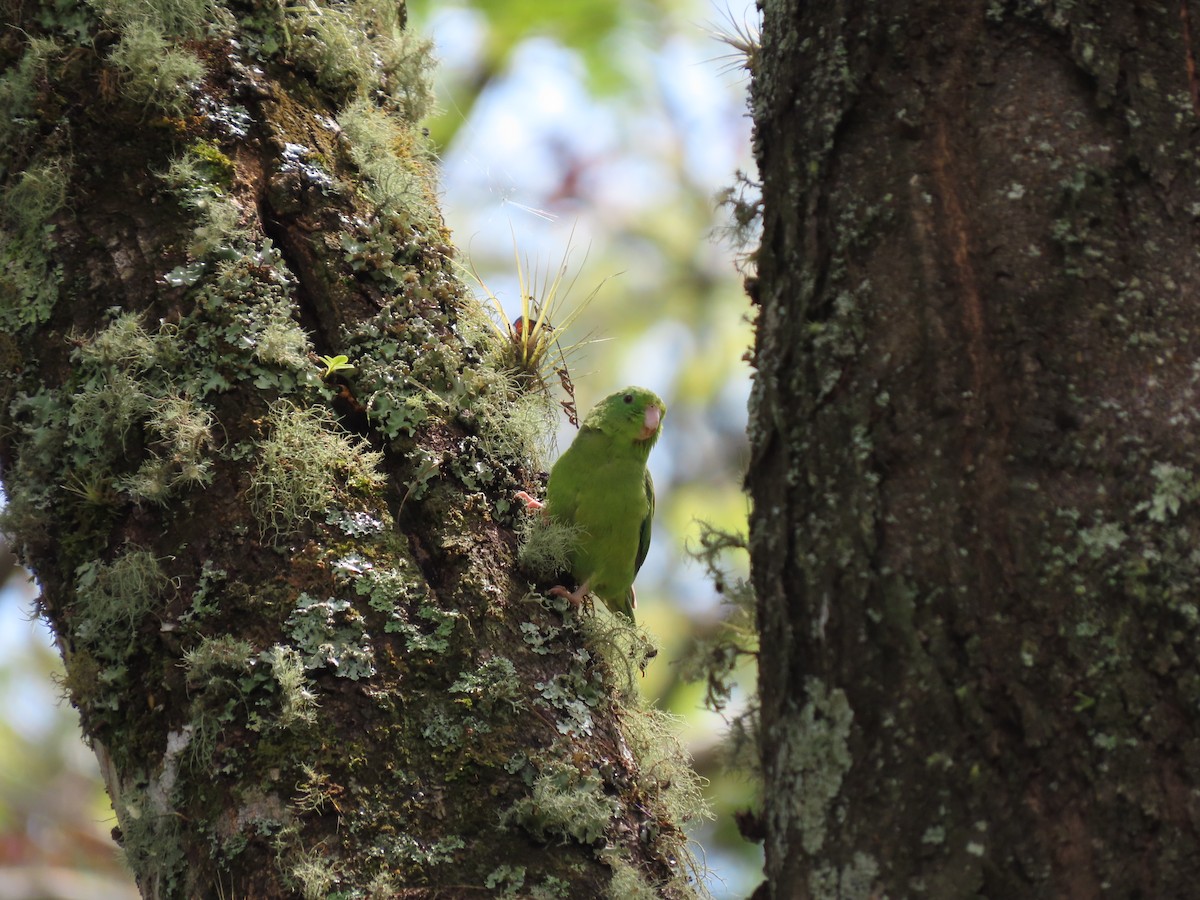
638 405 663 441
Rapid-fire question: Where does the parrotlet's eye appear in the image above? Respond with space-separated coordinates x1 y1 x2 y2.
623 394 633 403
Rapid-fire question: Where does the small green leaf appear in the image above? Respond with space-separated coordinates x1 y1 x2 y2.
318 354 355 379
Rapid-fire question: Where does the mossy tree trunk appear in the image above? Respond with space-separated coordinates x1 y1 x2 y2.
749 1 1200 896
0 2 702 897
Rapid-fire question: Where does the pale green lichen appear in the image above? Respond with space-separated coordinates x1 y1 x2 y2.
485 864 527 895
278 0 435 114
621 703 713 837
181 635 318 768
349 563 459 655
477 387 556 473
449 656 524 714
183 634 255 677
769 677 854 857
84 0 220 37
809 851 880 900
79 313 162 369
117 393 216 502
0 38 59 152
605 859 660 899
288 845 341 900
285 592 376 680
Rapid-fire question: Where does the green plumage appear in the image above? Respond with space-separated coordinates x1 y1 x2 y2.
544 386 666 621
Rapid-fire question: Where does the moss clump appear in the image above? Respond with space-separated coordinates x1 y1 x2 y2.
0 38 60 156
337 98 439 228
113 782 189 897
106 21 205 114
248 402 384 539
274 0 435 114
84 0 220 37
0 159 70 333
517 514 583 582
73 549 172 661
501 759 620 846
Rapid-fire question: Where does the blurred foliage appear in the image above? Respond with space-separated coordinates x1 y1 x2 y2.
2 0 761 896
0 573 138 900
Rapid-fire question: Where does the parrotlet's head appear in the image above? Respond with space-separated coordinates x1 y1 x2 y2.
582 387 666 452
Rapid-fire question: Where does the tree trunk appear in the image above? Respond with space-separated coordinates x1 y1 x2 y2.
0 2 703 896
750 1 1200 896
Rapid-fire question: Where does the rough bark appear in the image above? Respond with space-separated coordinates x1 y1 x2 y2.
0 1 702 896
750 1 1200 897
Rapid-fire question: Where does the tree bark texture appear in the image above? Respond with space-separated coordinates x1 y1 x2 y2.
750 1 1200 897
0 2 702 896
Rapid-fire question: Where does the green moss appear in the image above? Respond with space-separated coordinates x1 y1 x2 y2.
517 513 583 581
106 21 205 114
114 782 189 896
84 0 219 37
248 402 384 539
0 38 60 156
501 759 620 846
73 549 172 662
0 159 70 333
337 98 439 228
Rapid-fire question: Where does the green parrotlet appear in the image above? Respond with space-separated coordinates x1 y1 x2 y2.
520 387 666 621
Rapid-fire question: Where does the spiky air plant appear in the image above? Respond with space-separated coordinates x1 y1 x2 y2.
468 229 609 427
705 6 762 78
